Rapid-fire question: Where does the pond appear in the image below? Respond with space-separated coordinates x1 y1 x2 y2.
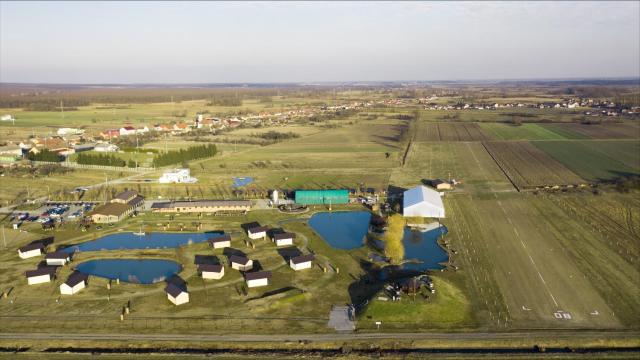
401 225 449 271
75 259 182 284
308 211 372 250
62 232 223 253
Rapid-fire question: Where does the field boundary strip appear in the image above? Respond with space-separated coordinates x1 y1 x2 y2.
481 142 520 192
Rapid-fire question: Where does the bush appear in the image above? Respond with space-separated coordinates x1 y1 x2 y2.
152 144 217 167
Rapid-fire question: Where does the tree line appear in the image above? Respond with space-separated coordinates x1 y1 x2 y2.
27 149 63 162
152 144 217 167
77 153 126 167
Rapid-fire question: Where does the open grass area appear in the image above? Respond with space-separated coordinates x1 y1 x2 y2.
534 140 640 181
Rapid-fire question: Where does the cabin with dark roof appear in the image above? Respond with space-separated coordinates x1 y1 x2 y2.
25 266 57 285
208 234 231 249
229 255 253 271
45 251 71 266
198 264 225 280
60 271 88 295
289 254 315 271
18 242 45 259
165 283 189 305
271 232 295 247
245 271 271 288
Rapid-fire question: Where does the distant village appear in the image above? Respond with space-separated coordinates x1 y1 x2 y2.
0 96 638 163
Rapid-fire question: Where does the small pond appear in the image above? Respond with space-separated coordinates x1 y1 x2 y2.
401 225 449 271
63 232 223 253
76 259 182 284
308 211 372 250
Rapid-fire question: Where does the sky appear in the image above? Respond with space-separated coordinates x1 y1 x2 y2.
1 1 639 84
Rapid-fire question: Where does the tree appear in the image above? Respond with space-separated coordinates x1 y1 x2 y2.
383 214 405 265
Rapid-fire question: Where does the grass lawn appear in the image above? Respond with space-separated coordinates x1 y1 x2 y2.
359 276 475 330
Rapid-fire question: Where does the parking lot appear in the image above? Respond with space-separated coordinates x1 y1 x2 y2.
10 202 97 227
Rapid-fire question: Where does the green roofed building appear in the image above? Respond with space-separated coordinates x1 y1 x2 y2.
295 189 349 205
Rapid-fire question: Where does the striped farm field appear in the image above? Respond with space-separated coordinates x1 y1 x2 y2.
543 123 640 139
415 122 490 141
483 141 585 190
479 123 569 140
534 140 640 181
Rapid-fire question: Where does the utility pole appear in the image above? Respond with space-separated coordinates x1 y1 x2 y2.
2 225 6 248
61 100 64 119
135 133 139 169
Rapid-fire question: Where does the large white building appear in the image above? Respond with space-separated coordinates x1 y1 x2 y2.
159 168 198 184
403 185 445 218
57 128 85 136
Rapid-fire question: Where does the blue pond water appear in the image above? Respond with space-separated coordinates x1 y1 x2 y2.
308 211 372 250
232 177 254 188
401 226 449 271
63 232 223 253
76 259 181 284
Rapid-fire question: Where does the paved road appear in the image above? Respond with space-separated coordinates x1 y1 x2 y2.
0 330 637 343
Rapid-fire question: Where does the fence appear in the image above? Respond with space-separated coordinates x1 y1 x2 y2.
30 161 154 173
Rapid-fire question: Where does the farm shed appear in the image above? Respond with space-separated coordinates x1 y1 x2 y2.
25 266 57 285
198 264 224 280
60 271 88 295
208 234 231 249
45 251 71 266
229 255 254 271
165 283 189 306
403 185 445 218
271 232 295 247
18 242 45 259
429 179 452 190
245 271 271 288
290 254 314 271
294 189 349 205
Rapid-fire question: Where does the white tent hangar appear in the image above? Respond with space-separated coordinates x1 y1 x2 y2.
403 185 445 218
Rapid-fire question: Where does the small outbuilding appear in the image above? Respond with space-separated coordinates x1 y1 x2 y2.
289 254 315 271
272 232 295 247
18 242 45 259
60 271 88 295
245 271 271 288
429 179 452 190
45 251 71 266
208 234 231 249
229 255 253 271
25 266 57 285
403 185 445 218
247 225 269 240
199 264 225 280
165 283 189 306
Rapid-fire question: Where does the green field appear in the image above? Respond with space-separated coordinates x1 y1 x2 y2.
479 123 570 140
535 140 640 181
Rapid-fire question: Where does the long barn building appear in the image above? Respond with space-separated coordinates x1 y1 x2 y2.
151 200 251 214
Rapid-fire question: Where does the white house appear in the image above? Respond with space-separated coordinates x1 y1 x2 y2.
0 114 15 122
165 283 189 305
245 271 271 288
403 185 445 218
18 242 45 259
289 254 314 271
119 126 137 136
229 255 253 271
94 143 119 153
59 271 88 295
271 232 295 247
199 264 224 280
45 251 71 266
57 128 84 136
159 168 198 184
135 126 149 134
208 235 231 249
25 266 57 285
247 226 268 240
